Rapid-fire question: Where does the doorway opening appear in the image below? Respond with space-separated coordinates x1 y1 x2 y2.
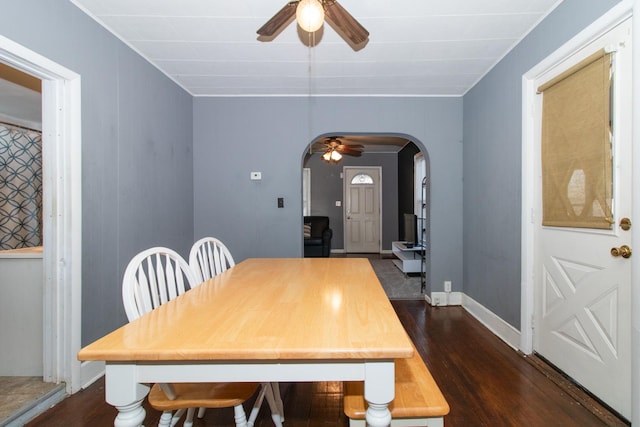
0 34 82 423
301 133 431 298
0 62 52 424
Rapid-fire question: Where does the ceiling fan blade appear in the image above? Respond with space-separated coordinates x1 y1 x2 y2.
323 0 369 47
257 1 298 39
339 147 363 157
339 143 364 149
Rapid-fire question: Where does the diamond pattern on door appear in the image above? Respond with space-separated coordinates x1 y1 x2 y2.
542 267 564 316
586 288 618 354
545 256 620 364
554 257 602 291
542 258 602 317
553 316 601 361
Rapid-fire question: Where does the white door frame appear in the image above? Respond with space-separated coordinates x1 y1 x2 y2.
343 166 382 253
521 1 638 424
0 36 83 393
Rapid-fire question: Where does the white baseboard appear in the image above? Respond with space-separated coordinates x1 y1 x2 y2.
80 360 104 389
461 294 521 351
429 291 462 307
427 292 520 351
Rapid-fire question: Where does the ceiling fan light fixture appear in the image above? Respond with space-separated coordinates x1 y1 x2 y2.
296 0 325 32
322 148 343 163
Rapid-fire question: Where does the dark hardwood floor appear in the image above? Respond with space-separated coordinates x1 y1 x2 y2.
26 301 628 427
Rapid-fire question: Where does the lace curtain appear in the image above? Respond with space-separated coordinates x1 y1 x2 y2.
0 123 42 249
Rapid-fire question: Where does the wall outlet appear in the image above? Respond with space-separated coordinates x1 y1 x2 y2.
444 280 452 292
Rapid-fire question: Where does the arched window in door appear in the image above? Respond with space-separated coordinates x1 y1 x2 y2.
350 173 373 185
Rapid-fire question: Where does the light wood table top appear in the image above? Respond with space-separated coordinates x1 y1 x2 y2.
79 257 413 363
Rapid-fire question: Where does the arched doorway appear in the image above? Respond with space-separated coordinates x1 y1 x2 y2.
301 133 432 298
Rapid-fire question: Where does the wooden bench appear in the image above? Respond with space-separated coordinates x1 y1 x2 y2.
343 342 449 427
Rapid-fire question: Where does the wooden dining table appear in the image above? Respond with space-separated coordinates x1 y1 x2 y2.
78 257 414 427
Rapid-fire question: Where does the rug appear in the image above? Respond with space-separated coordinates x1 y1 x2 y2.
368 258 425 300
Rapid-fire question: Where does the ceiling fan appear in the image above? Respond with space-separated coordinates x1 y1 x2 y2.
257 0 369 49
314 136 364 163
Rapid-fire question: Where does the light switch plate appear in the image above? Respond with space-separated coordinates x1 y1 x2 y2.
250 171 262 180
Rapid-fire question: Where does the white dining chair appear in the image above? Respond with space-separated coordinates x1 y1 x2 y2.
188 236 236 283
189 238 285 425
122 246 277 427
122 247 199 320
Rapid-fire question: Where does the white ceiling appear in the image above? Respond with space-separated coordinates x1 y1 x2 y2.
70 0 563 97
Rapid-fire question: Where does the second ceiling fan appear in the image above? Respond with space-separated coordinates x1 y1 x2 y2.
315 136 364 163
257 0 369 49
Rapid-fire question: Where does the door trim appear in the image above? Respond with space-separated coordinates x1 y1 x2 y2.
343 166 382 253
0 36 83 393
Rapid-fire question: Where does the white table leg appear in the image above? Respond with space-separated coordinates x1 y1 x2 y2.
106 363 150 427
364 361 394 427
114 400 147 427
365 402 392 427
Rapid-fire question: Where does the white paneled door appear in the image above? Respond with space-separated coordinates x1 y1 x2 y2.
344 167 380 253
534 19 632 419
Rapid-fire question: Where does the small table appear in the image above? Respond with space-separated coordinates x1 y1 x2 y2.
391 241 425 274
78 258 414 427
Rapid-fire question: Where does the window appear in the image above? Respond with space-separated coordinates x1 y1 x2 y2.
414 153 426 245
350 173 373 185
303 168 311 216
414 153 426 216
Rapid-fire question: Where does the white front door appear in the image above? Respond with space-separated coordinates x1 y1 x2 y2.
533 19 632 419
344 167 381 253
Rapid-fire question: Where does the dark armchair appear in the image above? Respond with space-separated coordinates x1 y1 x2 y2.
303 216 332 257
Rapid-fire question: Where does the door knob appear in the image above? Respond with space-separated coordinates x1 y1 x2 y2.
611 245 632 258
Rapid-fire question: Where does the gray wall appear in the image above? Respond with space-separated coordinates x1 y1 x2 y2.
303 152 399 250
1 0 194 345
193 96 463 293
462 0 622 329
